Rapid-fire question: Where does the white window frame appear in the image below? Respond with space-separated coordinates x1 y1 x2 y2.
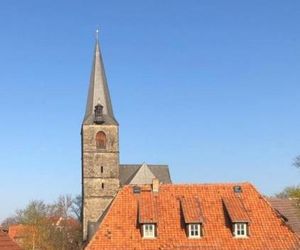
187 223 201 238
233 223 247 238
142 224 156 238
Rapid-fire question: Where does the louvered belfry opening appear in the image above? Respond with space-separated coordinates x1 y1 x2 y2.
94 103 104 124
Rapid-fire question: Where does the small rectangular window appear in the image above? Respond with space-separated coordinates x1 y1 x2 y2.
188 224 201 238
142 224 155 238
233 223 247 238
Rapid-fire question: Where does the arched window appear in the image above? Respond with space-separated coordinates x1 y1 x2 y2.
96 131 106 149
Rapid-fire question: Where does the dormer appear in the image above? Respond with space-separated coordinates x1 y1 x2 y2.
138 190 158 239
222 194 250 238
180 196 204 238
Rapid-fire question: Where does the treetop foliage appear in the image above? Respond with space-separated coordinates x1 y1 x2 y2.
1 194 82 250
293 155 300 169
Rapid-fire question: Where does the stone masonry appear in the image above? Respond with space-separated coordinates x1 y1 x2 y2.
82 124 119 241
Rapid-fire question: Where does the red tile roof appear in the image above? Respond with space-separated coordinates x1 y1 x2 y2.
138 191 158 223
8 225 27 240
86 183 300 250
0 230 22 250
8 217 81 241
180 197 204 223
222 196 250 223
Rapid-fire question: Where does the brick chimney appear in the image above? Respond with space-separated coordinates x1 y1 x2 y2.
152 178 160 193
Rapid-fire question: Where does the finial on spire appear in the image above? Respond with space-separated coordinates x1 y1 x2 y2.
95 28 99 41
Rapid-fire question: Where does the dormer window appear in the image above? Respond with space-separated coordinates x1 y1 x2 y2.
142 224 156 238
222 196 250 239
187 223 201 238
233 223 248 238
180 196 204 239
138 194 158 239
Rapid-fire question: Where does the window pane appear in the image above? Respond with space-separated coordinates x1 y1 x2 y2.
143 224 155 238
189 224 200 237
234 223 247 237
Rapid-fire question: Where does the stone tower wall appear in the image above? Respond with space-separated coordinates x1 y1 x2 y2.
82 124 119 241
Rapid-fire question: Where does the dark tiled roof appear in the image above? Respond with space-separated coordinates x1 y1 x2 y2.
119 164 171 185
83 39 117 125
0 230 21 250
267 198 300 235
86 183 300 250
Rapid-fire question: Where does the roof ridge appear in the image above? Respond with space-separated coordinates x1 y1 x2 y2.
122 182 252 188
120 164 169 167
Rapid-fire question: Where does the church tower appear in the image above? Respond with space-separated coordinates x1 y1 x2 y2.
81 33 119 241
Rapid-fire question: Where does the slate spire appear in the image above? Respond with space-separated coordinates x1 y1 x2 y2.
83 31 117 125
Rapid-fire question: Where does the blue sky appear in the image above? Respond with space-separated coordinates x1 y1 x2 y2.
0 1 300 221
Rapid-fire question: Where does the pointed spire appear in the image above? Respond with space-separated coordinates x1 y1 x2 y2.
83 31 117 125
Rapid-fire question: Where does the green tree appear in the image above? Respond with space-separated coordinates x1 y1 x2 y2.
1 196 82 250
293 155 300 169
50 195 73 218
0 216 18 230
275 156 300 207
16 200 49 224
276 185 300 201
11 200 50 249
71 195 82 221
